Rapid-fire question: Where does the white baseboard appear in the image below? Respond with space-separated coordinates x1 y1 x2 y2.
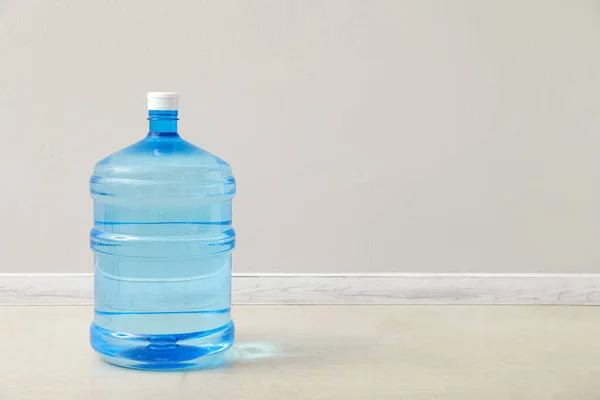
1 273 600 305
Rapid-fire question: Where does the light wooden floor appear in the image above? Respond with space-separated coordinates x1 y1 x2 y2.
1 305 600 399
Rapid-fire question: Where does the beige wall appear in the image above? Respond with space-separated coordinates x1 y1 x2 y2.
1 0 599 273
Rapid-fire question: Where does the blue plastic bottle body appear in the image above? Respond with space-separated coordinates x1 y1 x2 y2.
89 110 235 370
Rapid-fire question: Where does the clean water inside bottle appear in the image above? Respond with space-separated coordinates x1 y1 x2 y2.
89 93 235 369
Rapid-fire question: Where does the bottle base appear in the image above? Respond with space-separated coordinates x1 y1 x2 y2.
90 321 235 370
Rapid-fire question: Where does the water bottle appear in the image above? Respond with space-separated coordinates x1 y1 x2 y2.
89 92 235 370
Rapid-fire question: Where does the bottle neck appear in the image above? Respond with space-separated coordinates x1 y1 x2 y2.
148 110 179 137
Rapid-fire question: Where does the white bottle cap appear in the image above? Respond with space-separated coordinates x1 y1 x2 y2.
147 92 179 110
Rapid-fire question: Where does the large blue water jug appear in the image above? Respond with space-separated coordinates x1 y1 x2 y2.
89 92 235 370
